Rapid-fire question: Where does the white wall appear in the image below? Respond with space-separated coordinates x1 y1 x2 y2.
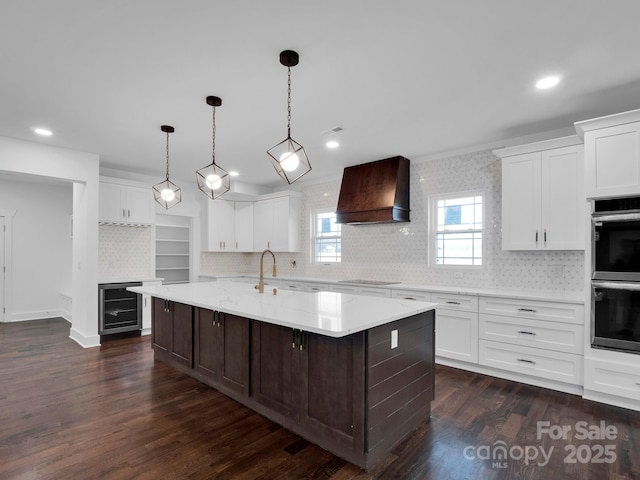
0 135 100 347
0 177 72 320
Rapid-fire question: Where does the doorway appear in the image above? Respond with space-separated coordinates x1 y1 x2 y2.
0 216 4 322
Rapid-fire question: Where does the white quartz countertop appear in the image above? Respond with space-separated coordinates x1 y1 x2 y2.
198 274 585 304
128 281 437 338
99 277 163 285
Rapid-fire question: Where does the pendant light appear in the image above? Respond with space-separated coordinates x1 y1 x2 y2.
267 50 312 184
152 125 182 209
197 96 230 199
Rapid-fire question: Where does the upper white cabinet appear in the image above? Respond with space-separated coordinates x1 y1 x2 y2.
495 137 585 250
575 109 640 199
99 180 154 225
204 199 255 252
234 202 254 252
253 193 301 252
206 199 235 251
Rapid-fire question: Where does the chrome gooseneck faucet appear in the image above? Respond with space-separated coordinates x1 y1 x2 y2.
256 249 277 293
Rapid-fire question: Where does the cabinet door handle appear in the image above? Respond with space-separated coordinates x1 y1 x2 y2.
544 229 547 246
517 358 536 365
128 209 131 218
404 297 417 300
267 241 270 249
635 383 640 387
518 308 537 313
299 331 304 351
517 330 536 336
236 241 238 250
446 301 461 305
292 329 297 349
122 208 126 218
535 230 539 244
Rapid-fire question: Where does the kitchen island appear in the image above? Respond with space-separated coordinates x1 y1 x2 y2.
128 281 437 470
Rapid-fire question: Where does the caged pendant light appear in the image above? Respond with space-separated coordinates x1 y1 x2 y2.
153 125 182 209
196 96 230 200
267 50 312 184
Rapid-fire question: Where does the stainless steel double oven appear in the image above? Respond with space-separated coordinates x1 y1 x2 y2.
592 196 640 353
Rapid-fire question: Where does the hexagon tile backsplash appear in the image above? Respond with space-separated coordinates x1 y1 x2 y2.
99 225 152 280
201 149 585 293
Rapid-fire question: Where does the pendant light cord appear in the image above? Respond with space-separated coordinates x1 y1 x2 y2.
165 131 170 180
287 66 292 138
211 105 217 165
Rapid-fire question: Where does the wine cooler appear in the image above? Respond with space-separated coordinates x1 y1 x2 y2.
98 282 142 335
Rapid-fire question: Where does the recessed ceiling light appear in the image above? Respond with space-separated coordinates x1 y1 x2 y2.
229 171 239 177
326 141 339 149
33 127 53 136
536 75 561 89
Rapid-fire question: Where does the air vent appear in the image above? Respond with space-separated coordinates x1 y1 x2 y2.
321 126 344 136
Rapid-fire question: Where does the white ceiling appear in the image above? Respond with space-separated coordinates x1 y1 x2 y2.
2 1 640 188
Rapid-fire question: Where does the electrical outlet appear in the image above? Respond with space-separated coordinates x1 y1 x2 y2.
391 330 398 349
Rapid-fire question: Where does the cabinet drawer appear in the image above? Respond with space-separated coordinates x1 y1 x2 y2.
303 282 329 292
585 358 640 400
357 287 391 298
329 284 359 294
281 281 304 290
479 297 584 324
479 314 584 355
391 289 431 302
432 292 478 312
479 340 583 385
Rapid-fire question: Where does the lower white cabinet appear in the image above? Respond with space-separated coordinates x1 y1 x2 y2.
584 357 640 402
391 289 431 302
436 308 478 363
141 279 162 334
478 296 584 387
432 292 479 363
479 340 583 385
328 284 390 297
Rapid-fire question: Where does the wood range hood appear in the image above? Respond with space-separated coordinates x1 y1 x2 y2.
335 156 410 224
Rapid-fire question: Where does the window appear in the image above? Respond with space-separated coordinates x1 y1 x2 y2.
312 210 341 263
431 193 483 266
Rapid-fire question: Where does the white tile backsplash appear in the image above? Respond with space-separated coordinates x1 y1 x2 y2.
201 149 584 292
99 225 152 280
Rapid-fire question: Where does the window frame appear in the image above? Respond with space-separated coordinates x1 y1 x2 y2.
311 208 342 264
429 190 484 268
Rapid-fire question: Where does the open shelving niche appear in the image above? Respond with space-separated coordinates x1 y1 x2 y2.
155 214 191 284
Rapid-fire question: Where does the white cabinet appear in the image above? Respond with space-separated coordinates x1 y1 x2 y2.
99 181 154 225
206 199 235 251
575 109 640 199
496 138 585 250
478 296 584 386
253 193 301 252
205 200 255 252
432 292 479 363
584 357 640 404
234 202 254 252
391 289 431 302
328 284 390 297
141 279 162 335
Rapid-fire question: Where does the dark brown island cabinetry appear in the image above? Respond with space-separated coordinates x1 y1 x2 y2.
152 298 193 367
194 308 250 396
150 298 435 471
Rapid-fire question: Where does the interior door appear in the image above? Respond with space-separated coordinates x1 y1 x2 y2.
0 217 4 322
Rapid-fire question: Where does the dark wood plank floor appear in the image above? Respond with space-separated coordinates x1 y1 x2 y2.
1 318 639 479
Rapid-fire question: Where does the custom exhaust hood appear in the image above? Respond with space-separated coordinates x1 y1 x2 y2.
335 156 410 224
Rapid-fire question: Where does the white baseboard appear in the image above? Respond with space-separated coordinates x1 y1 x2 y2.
3 310 67 322
69 328 101 348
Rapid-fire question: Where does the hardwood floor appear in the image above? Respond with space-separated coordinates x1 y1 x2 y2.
1 318 639 479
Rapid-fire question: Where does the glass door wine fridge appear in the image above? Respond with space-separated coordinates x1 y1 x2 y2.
98 282 142 335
